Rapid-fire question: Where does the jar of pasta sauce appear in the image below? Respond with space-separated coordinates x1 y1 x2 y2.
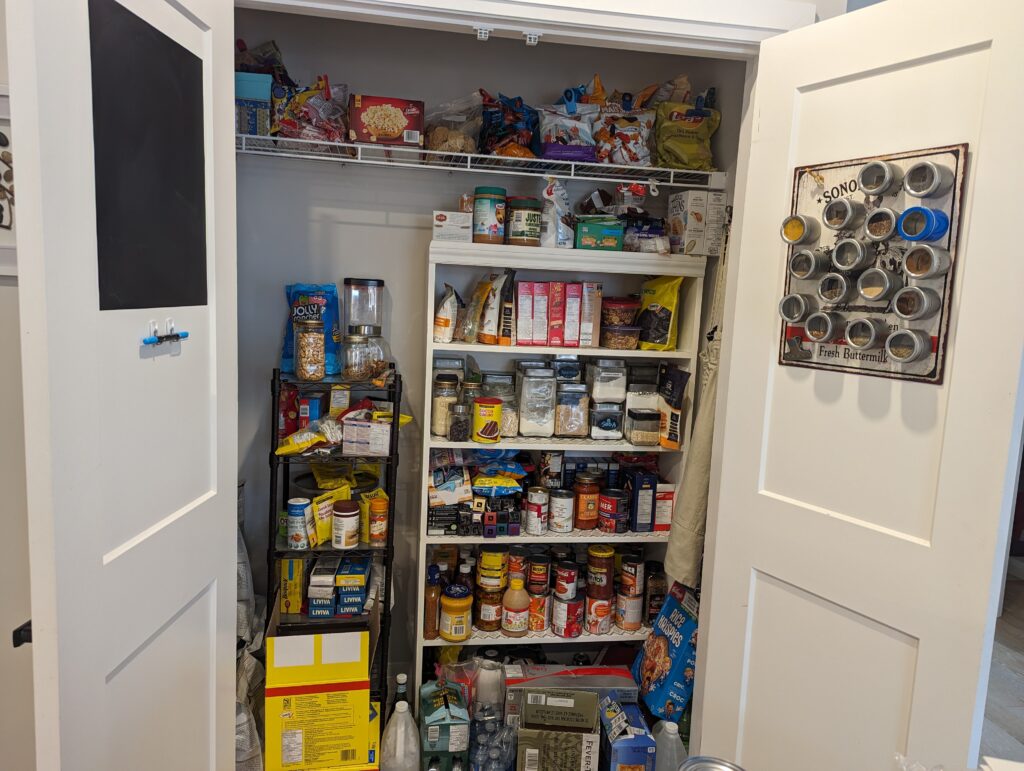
574 471 602 530
474 586 503 632
587 545 615 600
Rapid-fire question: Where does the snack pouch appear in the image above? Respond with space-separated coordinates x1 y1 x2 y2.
595 110 655 166
637 275 683 351
541 178 573 248
433 284 462 344
426 92 484 154
654 101 721 171
632 582 699 720
479 90 541 157
281 283 342 375
538 103 599 161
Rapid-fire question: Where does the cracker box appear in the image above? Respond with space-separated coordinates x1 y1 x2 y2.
516 281 534 346
280 559 305 615
548 281 567 346
265 604 377 770
564 283 582 347
432 211 473 243
516 688 601 771
654 483 675 532
599 701 656 771
580 282 602 347
348 94 424 147
625 469 658 533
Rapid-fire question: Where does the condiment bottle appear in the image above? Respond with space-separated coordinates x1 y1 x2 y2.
369 497 389 546
436 562 450 591
455 563 474 592
501 577 530 638
424 566 441 640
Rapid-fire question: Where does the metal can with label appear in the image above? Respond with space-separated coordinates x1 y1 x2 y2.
525 486 549 535
619 555 645 597
548 488 575 533
614 593 644 631
527 554 551 594
554 561 578 600
508 545 528 579
286 497 311 550
479 544 509 572
528 589 551 631
585 595 613 635
551 596 584 638
598 488 630 534
587 545 615 599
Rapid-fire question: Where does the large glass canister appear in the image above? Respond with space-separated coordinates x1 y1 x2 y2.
520 369 556 437
343 278 384 331
343 325 389 381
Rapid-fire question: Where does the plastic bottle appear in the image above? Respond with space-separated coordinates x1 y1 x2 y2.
380 701 420 771
654 720 688 771
437 561 450 591
424 566 441 640
388 673 408 719
501 577 530 638
455 563 474 591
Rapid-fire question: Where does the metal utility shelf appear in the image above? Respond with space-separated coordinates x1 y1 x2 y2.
236 133 728 190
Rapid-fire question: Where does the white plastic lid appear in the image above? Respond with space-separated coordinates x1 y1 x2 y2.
396 673 407 684
395 701 409 713
664 721 679 735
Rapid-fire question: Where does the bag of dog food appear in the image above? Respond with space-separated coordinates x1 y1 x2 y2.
632 582 699 721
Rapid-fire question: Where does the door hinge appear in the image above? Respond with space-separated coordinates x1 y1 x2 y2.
12 619 31 647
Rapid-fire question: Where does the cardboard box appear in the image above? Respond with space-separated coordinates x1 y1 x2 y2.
575 216 624 251
336 556 372 588
516 282 534 346
599 702 656 771
548 281 566 346
532 282 550 345
264 604 377 770
654 483 675 532
280 559 305 615
704 191 727 257
625 469 658 532
310 557 342 586
428 466 472 507
668 190 726 257
432 211 473 242
516 688 600 771
580 282 602 347
348 94 424 147
564 283 582 347
342 418 390 457
504 665 638 727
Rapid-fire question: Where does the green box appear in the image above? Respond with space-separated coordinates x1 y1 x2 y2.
575 217 624 251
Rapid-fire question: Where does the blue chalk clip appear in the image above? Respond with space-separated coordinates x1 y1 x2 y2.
142 330 190 346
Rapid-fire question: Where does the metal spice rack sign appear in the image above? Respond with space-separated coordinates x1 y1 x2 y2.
777 143 968 384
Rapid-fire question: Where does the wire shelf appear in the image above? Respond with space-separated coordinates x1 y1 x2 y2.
236 134 727 190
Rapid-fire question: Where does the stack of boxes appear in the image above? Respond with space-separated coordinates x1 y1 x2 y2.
290 555 372 618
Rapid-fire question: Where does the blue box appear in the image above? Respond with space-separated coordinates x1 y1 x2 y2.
600 703 656 771
235 72 272 101
625 469 658 532
308 605 334 618
309 596 335 610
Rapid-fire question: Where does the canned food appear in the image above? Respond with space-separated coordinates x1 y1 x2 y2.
479 545 509 572
508 546 528 578
551 596 584 638
585 595 613 635
476 566 507 591
550 545 572 564
471 396 502 443
598 509 629 534
527 555 551 594
620 556 645 597
528 589 551 631
549 488 575 533
525 486 549 535
554 561 579 600
587 545 616 599
286 498 312 550
614 593 644 631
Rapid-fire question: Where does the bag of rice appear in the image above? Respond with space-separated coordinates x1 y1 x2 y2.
637 275 683 351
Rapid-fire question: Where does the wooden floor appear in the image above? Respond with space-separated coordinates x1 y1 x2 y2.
981 576 1024 761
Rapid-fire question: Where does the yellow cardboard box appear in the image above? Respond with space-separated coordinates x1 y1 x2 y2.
265 604 378 770
280 559 305 615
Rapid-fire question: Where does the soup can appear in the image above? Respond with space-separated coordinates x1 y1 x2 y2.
286 498 311 550
551 596 583 638
554 561 578 600
525 486 549 535
528 589 551 631
614 593 644 631
598 488 630 534
548 489 575 533
527 554 551 594
587 545 616 600
585 595 612 635
620 555 645 597
508 545 528 578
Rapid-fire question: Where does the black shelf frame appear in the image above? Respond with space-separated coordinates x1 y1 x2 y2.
266 366 402 702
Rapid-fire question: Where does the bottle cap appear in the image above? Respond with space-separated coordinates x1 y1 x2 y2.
664 721 679 734
395 701 409 713
510 577 524 590
396 673 407 684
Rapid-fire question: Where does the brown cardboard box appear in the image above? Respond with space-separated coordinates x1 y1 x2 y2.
515 689 600 771
348 94 424 147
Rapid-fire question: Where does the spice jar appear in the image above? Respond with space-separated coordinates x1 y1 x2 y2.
368 497 389 546
431 374 460 436
574 470 601 530
506 197 542 247
625 409 661 446
590 402 624 440
294 319 326 381
447 405 471 443
474 586 503 632
519 369 556 437
473 186 507 244
343 326 388 381
472 396 503 443
439 584 473 642
780 214 820 245
555 384 589 438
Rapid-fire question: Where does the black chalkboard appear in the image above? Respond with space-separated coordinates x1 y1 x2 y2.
89 0 207 310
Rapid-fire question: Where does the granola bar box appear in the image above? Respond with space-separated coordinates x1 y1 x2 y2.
348 94 424 147
631 582 698 721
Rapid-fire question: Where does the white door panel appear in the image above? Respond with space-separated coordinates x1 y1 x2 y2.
8 0 237 767
700 1 1024 769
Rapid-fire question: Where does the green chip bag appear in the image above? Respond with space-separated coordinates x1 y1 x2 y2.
654 101 720 171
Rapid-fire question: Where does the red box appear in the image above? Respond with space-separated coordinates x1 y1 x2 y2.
532 282 550 346
564 283 582 347
348 94 424 147
547 282 566 346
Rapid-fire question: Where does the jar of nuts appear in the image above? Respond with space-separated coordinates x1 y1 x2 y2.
294 319 326 381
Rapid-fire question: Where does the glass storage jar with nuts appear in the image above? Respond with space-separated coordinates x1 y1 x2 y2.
294 318 326 381
343 325 389 381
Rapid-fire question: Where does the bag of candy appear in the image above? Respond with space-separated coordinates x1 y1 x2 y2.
280 283 342 375
479 89 541 157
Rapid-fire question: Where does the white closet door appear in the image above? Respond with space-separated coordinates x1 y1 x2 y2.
8 0 237 768
698 1 1024 769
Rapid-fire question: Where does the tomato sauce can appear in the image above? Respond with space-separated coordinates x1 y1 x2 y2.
619 555 645 597
508 545 528 578
598 488 630 534
585 595 613 635
548 488 575 533
554 561 578 600
528 589 551 631
527 554 551 594
614 592 644 631
551 596 583 638
525 486 550 535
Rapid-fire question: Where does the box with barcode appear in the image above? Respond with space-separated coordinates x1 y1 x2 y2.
516 689 600 771
348 94 424 147
503 665 637 727
419 680 470 766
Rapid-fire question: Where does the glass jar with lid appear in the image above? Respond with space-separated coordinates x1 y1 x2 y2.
555 384 589 438
590 402 624 440
343 278 384 331
624 408 661 446
431 374 460 437
343 325 389 381
625 383 659 413
447 405 471 443
520 369 556 437
294 318 326 381
590 364 628 404
460 381 483 410
483 378 518 438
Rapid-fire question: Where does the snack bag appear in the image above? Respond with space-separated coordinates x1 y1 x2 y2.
632 582 699 720
538 102 599 161
654 100 721 171
433 284 463 344
541 178 573 249
594 110 655 166
280 283 342 375
479 90 541 157
426 92 484 154
558 74 607 107
637 275 683 351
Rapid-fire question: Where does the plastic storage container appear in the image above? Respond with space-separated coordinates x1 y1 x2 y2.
600 325 641 350
625 408 661 446
343 278 384 332
590 364 628 403
601 297 641 327
380 701 420 771
555 383 589 438
520 369 557 437
590 402 624 439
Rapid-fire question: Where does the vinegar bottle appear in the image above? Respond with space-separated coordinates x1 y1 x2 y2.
501 577 530 638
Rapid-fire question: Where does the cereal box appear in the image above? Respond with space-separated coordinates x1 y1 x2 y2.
631 582 698 722
348 94 424 147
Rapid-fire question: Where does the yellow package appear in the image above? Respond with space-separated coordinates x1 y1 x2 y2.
358 488 389 544
279 559 305 615
654 101 721 171
312 484 352 545
328 384 352 418
311 462 354 490
638 276 684 351
275 426 326 456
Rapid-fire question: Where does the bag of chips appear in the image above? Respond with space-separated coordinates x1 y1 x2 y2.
654 100 721 171
637 275 683 351
538 103 599 161
281 283 342 375
479 90 541 157
594 110 655 166
632 582 699 720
